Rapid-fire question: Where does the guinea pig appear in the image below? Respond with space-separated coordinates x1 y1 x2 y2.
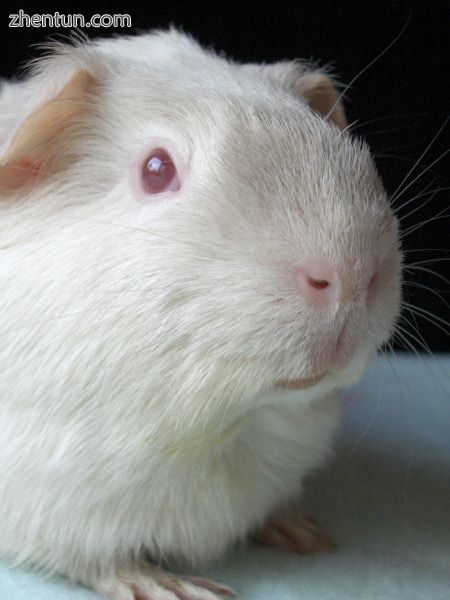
0 29 402 600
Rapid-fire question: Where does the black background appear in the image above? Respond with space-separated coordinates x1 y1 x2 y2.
0 1 449 352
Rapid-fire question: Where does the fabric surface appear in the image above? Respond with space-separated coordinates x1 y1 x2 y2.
1 354 449 600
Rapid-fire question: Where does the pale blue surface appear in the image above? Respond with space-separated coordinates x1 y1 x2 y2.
1 354 449 600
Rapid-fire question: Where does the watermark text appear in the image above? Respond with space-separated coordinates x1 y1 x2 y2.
9 10 132 28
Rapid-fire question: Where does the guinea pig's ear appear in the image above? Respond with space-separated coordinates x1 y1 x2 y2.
294 71 347 131
0 70 96 195
253 61 348 131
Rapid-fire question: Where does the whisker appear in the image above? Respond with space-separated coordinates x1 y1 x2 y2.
346 376 384 460
392 331 409 353
405 258 450 267
403 279 450 300
403 280 450 309
389 116 449 202
391 143 450 205
397 316 435 356
394 177 438 213
365 125 420 137
403 248 450 254
400 208 449 239
325 17 411 123
398 187 447 223
344 327 393 459
403 265 450 286
382 341 411 419
393 327 421 358
396 316 449 387
350 113 425 132
402 301 450 332
337 118 359 138
375 153 422 164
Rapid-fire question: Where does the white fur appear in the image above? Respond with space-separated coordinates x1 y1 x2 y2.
0 30 402 594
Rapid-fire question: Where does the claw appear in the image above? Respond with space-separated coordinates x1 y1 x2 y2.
96 562 235 600
252 508 336 555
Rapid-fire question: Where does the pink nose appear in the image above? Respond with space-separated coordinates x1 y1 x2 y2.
295 264 341 308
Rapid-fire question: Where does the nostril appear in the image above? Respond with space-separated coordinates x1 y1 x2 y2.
295 264 339 308
307 276 330 290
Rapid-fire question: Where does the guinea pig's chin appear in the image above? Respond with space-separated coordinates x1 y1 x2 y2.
278 372 327 391
329 345 376 387
277 343 375 394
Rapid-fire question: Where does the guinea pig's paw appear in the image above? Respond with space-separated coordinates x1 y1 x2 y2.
95 561 236 600
251 508 336 555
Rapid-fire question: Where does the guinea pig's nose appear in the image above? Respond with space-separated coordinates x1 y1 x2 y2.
295 264 341 308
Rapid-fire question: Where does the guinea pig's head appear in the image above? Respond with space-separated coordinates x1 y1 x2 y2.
0 30 401 413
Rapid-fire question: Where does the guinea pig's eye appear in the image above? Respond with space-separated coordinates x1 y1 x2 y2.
141 148 180 195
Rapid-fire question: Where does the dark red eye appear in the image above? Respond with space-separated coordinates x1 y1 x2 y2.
141 148 180 195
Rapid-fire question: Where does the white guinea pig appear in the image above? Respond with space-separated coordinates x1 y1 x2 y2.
0 29 401 600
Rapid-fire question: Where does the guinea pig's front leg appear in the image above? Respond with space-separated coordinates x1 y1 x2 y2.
251 507 336 555
95 560 236 600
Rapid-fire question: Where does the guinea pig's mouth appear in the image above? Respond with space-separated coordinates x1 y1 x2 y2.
275 329 348 391
277 372 326 390
275 334 367 391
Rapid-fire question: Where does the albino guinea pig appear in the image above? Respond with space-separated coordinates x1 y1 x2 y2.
0 29 401 600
